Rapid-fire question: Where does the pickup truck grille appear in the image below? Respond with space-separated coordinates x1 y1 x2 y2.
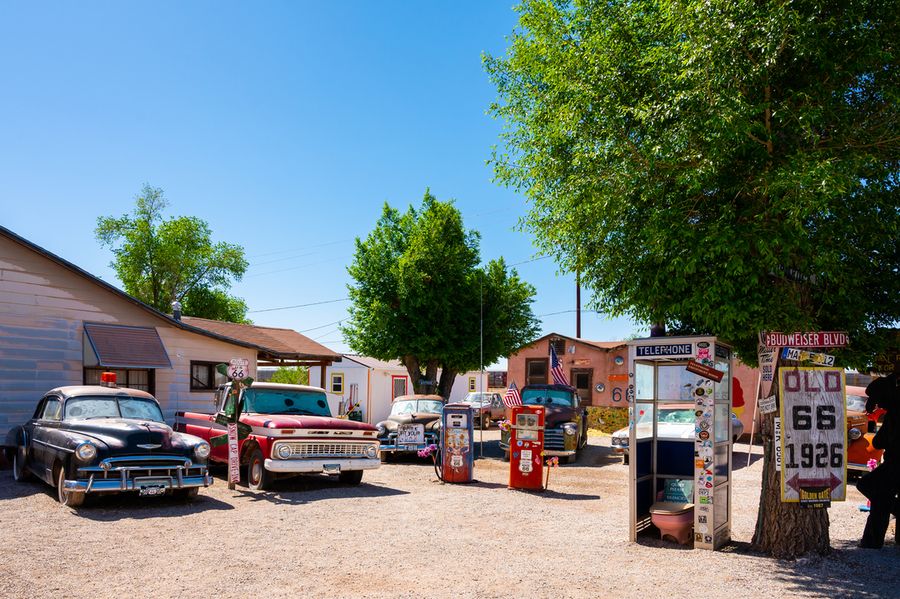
544 428 565 451
276 442 376 459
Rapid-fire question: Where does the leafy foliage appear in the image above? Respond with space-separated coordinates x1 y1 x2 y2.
96 185 250 322
486 0 900 365
342 190 540 397
269 366 309 385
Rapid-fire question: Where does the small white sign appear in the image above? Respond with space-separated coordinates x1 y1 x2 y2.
774 417 782 472
397 423 425 445
759 394 777 415
781 347 835 366
228 358 249 380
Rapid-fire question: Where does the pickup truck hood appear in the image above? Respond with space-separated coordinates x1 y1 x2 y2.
540 406 581 428
241 414 376 431
64 419 193 454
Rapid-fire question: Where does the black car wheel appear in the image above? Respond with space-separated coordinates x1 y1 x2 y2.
246 447 275 491
338 470 363 485
56 465 84 507
12 446 31 482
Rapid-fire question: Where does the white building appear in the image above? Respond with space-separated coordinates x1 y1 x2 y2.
308 355 494 424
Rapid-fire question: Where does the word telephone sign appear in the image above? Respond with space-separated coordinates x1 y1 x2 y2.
509 406 545 491
779 368 847 506
440 404 474 483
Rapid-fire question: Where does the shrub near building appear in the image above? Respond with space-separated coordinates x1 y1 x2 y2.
586 407 628 434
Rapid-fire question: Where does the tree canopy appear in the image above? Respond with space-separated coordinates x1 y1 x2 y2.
487 0 898 558
96 185 250 322
342 191 540 398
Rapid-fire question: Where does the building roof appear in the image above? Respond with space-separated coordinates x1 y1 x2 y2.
0 224 338 364
182 317 341 362
341 354 407 370
510 332 627 356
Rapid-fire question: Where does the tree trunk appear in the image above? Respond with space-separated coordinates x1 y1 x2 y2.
403 356 421 394
437 367 457 400
424 360 439 395
751 359 831 558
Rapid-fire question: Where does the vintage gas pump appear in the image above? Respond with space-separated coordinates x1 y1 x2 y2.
439 403 474 483
508 405 545 491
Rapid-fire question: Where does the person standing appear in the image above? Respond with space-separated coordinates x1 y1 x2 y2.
858 373 900 549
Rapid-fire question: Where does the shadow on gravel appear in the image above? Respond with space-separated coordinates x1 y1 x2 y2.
0 471 48 502
732 447 764 471
767 540 900 599
76 492 235 520
230 479 409 506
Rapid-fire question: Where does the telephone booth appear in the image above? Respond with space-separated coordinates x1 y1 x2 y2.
627 336 734 550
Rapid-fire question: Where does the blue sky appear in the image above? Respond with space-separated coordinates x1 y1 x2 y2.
0 2 642 360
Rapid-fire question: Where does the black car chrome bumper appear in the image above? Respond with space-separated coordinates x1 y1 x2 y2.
378 433 438 453
66 454 212 494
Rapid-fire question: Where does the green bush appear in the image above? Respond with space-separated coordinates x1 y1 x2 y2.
586 406 628 434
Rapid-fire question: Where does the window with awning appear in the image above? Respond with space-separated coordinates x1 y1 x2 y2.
82 323 172 369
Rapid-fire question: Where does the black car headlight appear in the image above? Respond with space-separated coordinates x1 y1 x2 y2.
848 427 862 441
194 441 211 460
75 442 97 461
376 424 387 437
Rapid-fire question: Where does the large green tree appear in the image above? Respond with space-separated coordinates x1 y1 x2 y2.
343 191 540 398
487 0 899 558
96 185 250 322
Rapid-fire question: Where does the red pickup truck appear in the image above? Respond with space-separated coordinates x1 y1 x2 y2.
175 382 380 490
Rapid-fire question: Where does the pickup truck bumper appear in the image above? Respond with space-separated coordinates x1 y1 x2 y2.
264 458 381 473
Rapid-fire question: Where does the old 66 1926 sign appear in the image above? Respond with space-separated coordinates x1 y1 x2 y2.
779 368 847 507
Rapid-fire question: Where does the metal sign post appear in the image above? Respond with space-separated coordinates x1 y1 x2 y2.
221 358 252 491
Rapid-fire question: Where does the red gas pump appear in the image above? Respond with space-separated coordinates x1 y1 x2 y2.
508 405 545 491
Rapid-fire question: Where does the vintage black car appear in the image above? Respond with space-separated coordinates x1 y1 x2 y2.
499 384 588 464
5 385 213 507
375 394 445 458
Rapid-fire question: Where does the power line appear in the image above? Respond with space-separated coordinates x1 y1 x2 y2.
247 238 354 259
247 298 350 314
243 254 350 278
298 319 344 333
509 255 550 267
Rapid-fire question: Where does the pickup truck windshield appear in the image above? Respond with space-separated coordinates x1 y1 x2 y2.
521 389 575 407
462 393 492 405
241 389 332 416
65 397 165 422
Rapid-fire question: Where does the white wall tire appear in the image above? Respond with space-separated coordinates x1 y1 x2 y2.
56 466 85 507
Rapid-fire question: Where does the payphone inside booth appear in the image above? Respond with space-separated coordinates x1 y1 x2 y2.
508 405 545 491
440 403 474 483
627 336 734 550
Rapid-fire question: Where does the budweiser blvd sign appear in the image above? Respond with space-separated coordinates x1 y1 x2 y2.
762 331 849 348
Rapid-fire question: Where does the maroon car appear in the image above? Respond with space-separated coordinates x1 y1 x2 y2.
461 392 506 429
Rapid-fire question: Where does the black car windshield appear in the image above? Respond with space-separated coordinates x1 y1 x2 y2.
241 389 332 416
65 396 165 422
521 388 575 407
390 400 444 416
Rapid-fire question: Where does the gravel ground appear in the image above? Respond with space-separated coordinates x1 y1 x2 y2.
0 433 897 599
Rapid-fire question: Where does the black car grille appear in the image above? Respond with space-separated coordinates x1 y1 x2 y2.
76 456 205 481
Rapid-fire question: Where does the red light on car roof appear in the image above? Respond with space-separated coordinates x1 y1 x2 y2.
100 372 117 387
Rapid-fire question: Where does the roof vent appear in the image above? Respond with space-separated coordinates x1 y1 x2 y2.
172 300 182 321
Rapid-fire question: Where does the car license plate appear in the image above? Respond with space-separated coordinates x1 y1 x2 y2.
323 464 341 474
397 424 424 445
138 484 167 497
136 478 170 496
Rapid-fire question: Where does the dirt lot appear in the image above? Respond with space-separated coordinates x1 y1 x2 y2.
0 433 897 599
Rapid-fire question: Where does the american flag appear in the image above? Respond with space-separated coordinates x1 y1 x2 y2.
503 381 522 407
550 345 570 386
